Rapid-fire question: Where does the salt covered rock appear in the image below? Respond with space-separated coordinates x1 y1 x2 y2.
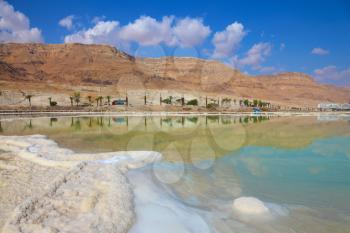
233 197 270 215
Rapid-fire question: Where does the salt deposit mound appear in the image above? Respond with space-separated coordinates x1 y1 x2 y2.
2 162 134 233
0 135 162 233
233 197 270 215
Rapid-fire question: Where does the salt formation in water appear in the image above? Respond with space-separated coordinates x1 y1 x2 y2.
233 197 270 215
152 143 185 184
128 169 211 233
0 135 161 169
0 135 162 233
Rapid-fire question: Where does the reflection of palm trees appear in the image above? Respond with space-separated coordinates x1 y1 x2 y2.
97 117 104 127
221 117 232 125
243 117 249 123
207 116 219 123
175 117 181 124
74 118 81 131
162 118 172 127
108 117 111 127
70 117 81 130
0 121 3 133
88 118 92 127
186 116 198 124
49 117 57 127
25 119 33 129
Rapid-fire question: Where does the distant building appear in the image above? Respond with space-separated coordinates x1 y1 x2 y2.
318 103 350 111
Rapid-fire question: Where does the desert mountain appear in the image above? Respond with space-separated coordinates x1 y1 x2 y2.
0 43 349 107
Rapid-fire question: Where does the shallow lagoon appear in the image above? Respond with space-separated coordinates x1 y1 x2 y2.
1 115 350 232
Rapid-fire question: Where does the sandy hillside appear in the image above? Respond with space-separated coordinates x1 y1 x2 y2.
0 43 349 107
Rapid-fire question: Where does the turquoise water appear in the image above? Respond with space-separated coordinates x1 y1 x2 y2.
129 135 350 233
1 115 350 232
233 137 350 212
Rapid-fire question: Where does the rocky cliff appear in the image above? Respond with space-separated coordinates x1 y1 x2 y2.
0 43 349 107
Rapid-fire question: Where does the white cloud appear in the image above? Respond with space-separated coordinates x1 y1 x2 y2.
0 0 43 43
64 15 211 49
59 15 75 30
173 17 211 47
311 47 329 55
232 42 272 70
257 66 275 73
64 20 120 45
212 22 246 58
92 16 106 24
314 65 350 86
119 16 175 46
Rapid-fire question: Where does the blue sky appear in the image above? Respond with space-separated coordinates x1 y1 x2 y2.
1 0 350 86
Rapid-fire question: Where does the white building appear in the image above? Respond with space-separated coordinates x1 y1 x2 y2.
318 103 350 111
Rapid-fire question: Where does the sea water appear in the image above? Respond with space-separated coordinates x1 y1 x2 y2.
128 135 350 233
1 115 350 232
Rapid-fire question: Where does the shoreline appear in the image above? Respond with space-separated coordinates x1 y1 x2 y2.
0 110 349 120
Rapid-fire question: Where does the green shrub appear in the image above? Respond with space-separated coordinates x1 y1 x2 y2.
206 103 219 109
222 98 231 104
243 99 250 106
162 97 172 104
186 99 198 106
50 101 57 106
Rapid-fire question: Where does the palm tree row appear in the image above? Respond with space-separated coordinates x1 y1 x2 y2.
20 92 270 109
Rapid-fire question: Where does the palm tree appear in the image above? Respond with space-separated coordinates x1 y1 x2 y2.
253 99 258 107
95 97 99 107
74 92 80 106
243 99 249 107
25 94 33 107
87 96 92 105
48 97 52 106
69 96 73 106
99 96 103 106
106 96 111 105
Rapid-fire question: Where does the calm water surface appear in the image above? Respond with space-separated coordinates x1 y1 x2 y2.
1 115 350 232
